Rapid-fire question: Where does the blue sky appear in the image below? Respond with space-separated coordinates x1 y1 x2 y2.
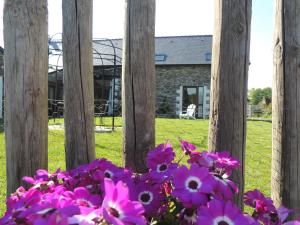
0 0 274 88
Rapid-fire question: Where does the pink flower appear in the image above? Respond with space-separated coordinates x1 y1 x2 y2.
102 179 146 225
180 140 196 155
188 151 215 169
244 189 277 224
212 152 240 177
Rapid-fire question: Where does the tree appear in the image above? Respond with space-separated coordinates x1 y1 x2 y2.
248 87 272 105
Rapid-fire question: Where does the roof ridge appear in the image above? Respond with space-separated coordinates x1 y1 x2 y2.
93 35 212 41
51 35 213 42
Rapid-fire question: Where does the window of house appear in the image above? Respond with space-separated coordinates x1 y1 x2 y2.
205 52 212 62
155 54 167 62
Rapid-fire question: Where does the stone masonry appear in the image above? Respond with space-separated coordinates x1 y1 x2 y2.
155 64 211 117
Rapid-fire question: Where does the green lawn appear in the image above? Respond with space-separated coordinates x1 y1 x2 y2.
0 118 272 215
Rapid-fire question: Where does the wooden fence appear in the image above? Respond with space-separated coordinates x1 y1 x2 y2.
3 0 299 212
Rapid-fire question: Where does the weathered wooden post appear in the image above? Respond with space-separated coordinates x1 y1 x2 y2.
62 0 95 170
272 0 300 214
4 0 48 194
122 0 156 172
208 0 252 207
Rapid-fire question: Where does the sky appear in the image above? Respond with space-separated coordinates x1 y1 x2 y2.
0 0 274 89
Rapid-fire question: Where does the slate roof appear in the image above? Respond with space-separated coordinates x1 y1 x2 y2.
48 35 212 69
154 35 212 65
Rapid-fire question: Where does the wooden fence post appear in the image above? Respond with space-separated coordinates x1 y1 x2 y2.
208 0 252 207
272 0 300 214
122 0 156 172
4 0 48 194
62 0 95 170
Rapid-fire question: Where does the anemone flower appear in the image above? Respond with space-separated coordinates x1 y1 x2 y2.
146 142 175 170
197 199 252 225
102 179 146 225
172 164 215 208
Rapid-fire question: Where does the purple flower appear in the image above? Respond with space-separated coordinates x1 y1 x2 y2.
102 179 146 225
63 187 102 209
88 158 126 181
23 169 63 187
179 208 197 225
68 208 103 225
129 181 165 217
244 189 277 224
278 206 293 223
180 140 196 155
212 175 238 201
197 199 252 225
172 164 216 208
28 205 80 225
188 151 215 169
146 142 175 170
244 189 276 212
149 163 178 183
284 221 300 225
213 152 240 176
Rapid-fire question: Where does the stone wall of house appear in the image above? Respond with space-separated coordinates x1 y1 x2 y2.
155 64 211 117
46 64 211 118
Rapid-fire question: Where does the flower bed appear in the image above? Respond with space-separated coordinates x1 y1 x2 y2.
1 140 299 225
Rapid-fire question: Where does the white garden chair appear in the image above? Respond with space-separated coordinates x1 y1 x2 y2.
179 104 196 119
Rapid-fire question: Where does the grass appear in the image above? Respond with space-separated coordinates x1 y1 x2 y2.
0 118 272 215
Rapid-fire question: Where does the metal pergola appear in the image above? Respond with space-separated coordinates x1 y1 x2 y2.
48 34 122 130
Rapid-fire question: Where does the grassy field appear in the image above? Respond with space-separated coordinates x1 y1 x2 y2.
0 118 272 215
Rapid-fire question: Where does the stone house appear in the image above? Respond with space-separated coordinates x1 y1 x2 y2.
48 35 212 118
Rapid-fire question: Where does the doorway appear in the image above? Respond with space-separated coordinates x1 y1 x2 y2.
182 86 205 118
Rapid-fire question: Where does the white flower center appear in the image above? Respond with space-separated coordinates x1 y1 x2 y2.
156 163 168 173
138 191 154 205
104 170 114 178
108 201 123 219
213 216 234 225
185 176 201 192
